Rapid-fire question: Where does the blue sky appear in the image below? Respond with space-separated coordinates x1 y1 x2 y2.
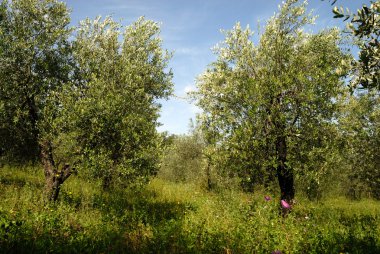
63 0 371 135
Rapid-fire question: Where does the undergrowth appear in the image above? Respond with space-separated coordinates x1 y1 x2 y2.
0 165 379 253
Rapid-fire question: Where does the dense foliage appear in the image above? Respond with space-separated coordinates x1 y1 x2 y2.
0 0 172 200
0 0 72 161
339 91 380 199
193 0 350 203
159 127 204 184
66 16 173 189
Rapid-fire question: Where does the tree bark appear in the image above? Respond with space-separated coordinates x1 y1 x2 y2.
275 134 295 203
40 141 74 202
206 160 212 191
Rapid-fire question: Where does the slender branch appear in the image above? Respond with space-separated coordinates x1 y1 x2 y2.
61 163 75 182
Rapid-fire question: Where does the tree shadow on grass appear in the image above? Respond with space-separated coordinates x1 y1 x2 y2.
311 233 380 254
0 186 199 254
0 166 44 189
0 177 44 189
305 213 380 254
92 187 197 226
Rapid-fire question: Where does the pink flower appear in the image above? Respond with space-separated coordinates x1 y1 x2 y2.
281 199 291 209
264 196 271 201
272 251 282 254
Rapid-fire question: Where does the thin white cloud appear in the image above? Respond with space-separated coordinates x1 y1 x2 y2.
103 4 151 12
175 47 203 56
102 0 154 12
184 84 196 94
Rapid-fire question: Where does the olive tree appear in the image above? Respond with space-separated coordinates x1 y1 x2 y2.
0 0 75 200
0 0 172 200
338 91 380 199
65 16 173 189
193 0 349 204
159 124 205 184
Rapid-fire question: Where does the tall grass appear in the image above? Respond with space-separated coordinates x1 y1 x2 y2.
0 165 379 253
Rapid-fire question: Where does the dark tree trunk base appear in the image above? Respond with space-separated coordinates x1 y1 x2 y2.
277 166 295 202
41 141 74 202
275 134 295 215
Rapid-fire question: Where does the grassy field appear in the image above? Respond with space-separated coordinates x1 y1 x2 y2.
0 165 379 253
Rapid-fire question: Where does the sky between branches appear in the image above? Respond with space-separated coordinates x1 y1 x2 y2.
63 0 371 134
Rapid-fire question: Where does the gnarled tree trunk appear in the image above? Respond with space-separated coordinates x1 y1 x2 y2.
40 140 74 202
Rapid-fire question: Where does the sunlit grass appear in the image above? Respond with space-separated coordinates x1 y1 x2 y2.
0 166 379 253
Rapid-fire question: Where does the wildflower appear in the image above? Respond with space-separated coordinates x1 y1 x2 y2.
280 199 291 209
264 196 271 201
272 250 282 254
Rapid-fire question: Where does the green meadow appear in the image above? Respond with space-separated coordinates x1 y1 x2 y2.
1 165 379 253
1 0 379 253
